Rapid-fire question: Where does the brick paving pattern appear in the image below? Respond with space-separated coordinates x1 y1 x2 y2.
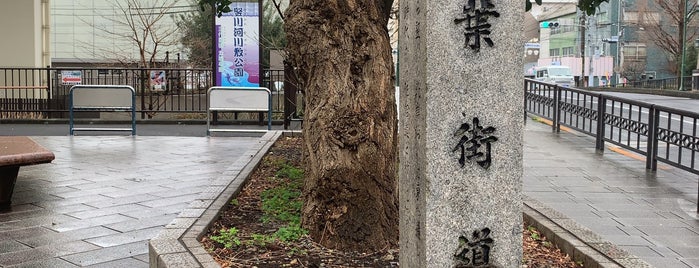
0 136 256 267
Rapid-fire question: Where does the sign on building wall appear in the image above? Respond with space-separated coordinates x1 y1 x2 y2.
214 2 260 87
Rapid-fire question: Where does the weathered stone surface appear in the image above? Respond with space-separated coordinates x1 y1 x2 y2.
399 0 523 267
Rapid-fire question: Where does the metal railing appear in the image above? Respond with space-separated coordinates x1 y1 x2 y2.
526 78 699 174
525 79 699 211
616 76 693 90
0 67 302 128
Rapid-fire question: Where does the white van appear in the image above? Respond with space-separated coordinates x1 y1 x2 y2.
535 65 575 88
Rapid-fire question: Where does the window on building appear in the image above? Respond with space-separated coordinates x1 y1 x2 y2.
624 11 660 25
550 48 561 56
623 43 647 61
550 18 577 35
561 47 575 56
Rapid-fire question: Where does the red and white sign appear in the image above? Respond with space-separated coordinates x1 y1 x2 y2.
61 71 82 85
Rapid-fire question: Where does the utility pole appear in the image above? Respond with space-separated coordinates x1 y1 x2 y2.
588 15 596 87
680 0 687 91
580 13 587 87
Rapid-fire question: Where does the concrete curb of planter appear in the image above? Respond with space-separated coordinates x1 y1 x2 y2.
147 130 644 268
524 197 653 268
148 131 295 268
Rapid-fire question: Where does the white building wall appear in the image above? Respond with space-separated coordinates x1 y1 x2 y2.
0 0 45 67
51 0 191 65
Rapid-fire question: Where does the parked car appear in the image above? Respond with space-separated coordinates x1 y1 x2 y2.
535 65 575 88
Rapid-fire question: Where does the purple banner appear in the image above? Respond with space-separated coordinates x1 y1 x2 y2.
215 2 260 87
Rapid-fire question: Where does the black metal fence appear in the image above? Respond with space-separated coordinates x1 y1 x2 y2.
0 67 302 128
618 76 693 90
525 79 699 211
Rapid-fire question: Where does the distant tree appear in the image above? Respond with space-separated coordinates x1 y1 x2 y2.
109 0 183 68
260 0 286 69
80 0 184 67
621 61 647 82
636 0 699 79
178 0 213 68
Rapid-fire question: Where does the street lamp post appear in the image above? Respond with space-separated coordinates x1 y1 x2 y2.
680 0 688 91
680 0 699 90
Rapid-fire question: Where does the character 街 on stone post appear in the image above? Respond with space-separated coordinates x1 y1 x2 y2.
452 115 497 170
454 0 500 52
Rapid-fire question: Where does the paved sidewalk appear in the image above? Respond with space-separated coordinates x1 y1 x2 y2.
0 136 258 267
0 121 696 267
524 119 699 268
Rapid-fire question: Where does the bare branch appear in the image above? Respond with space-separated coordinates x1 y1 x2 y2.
271 0 285 21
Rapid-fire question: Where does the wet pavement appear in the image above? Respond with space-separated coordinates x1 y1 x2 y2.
525 119 699 268
0 120 696 267
0 135 258 267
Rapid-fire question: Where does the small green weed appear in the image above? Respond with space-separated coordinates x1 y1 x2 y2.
261 186 303 224
276 163 304 181
230 199 239 206
261 161 304 225
248 233 275 247
256 161 308 244
288 246 307 256
210 227 241 249
274 224 308 242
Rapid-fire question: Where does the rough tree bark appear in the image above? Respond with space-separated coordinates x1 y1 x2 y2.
284 0 398 251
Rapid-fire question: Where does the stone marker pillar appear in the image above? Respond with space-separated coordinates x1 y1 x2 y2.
399 0 523 267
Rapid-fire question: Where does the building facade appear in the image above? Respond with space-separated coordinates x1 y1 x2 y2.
51 0 192 67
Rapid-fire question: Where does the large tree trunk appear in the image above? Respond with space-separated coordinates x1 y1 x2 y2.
284 0 398 251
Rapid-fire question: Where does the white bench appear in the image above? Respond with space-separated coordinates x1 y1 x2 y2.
207 87 272 135
69 85 136 135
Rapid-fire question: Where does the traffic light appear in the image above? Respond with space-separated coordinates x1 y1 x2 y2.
539 21 560 28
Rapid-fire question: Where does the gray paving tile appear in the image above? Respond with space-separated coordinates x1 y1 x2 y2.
119 203 189 219
6 258 79 268
67 204 150 220
605 210 675 219
52 187 126 199
636 226 699 237
84 194 161 209
0 240 30 254
681 258 699 268
614 218 693 228
48 214 135 232
642 257 693 268
670 246 699 258
0 241 99 266
100 185 175 198
0 226 56 241
133 253 150 263
151 186 208 198
33 195 115 209
603 235 655 247
19 226 119 248
83 257 148 268
104 214 177 233
61 241 148 266
85 226 164 247
137 193 201 208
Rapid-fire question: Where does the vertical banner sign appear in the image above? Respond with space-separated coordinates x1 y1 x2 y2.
215 2 260 87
